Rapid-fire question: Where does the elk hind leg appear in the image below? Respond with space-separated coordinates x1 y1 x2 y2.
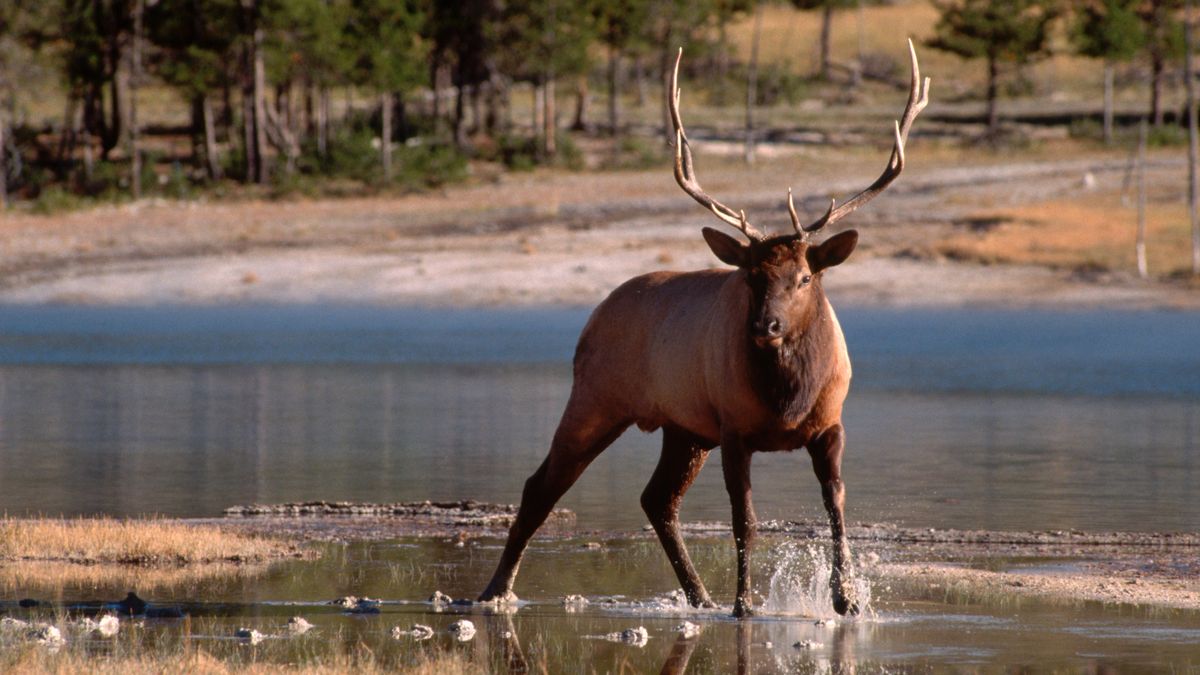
479 399 628 604
807 423 859 616
640 426 715 608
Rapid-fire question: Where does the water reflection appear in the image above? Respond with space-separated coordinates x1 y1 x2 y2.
0 305 1198 532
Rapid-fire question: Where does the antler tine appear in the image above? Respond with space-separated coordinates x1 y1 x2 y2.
670 48 764 241
802 39 931 234
788 188 834 240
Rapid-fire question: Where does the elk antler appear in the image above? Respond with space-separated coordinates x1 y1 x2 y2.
790 39 931 239
669 48 764 242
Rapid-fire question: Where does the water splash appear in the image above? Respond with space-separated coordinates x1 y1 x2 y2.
761 541 872 619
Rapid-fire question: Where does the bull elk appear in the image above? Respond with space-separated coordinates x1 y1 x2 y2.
479 41 929 617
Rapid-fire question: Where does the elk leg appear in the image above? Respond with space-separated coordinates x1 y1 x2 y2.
721 439 757 618
807 423 859 616
641 427 715 608
479 402 629 604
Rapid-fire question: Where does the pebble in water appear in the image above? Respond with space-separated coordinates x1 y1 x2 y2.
286 617 313 635
562 594 589 612
392 624 435 641
429 590 453 610
675 621 701 639
234 627 265 645
448 620 476 642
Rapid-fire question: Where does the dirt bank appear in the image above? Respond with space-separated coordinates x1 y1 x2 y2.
1 149 1196 309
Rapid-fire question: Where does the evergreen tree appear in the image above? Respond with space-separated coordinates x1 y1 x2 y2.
1072 0 1145 142
928 0 1060 135
1136 0 1184 126
344 0 426 181
593 0 651 135
791 0 880 81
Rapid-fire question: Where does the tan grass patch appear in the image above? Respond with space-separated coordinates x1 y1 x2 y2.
0 560 272 596
934 195 1196 277
0 518 300 565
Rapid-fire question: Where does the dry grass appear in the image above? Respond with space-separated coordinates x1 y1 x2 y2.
0 518 301 565
2 647 484 675
0 560 272 596
934 192 1197 278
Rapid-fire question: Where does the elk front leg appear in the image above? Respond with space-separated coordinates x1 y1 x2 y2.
641 427 715 608
721 438 757 618
807 423 859 616
479 402 629 604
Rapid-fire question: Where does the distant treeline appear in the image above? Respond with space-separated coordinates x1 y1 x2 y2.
0 0 1193 207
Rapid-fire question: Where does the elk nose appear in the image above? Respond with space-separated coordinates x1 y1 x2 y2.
754 317 785 338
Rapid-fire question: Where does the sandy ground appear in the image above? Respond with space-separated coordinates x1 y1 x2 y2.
1 150 1197 309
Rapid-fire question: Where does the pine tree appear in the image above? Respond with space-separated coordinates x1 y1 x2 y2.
928 0 1060 136
1072 0 1144 142
790 0 881 81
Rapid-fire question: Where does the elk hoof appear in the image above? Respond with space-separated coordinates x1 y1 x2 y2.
732 599 755 618
832 594 860 616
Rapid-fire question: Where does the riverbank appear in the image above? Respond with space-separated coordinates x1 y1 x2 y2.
1 145 1197 310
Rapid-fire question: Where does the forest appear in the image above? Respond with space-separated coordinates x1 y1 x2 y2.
0 0 1193 212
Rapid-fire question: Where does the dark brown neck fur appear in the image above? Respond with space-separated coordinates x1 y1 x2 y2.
748 280 836 425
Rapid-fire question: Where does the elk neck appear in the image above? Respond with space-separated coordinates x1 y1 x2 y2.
746 278 837 426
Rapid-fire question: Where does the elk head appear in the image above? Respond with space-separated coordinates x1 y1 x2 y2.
669 41 930 348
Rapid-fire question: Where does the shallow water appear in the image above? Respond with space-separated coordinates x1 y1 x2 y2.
3 536 1198 671
0 305 1197 532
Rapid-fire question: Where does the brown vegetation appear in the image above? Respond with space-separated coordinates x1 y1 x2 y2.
0 518 300 565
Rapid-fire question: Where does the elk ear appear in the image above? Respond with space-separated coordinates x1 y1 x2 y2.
807 229 858 273
702 227 750 268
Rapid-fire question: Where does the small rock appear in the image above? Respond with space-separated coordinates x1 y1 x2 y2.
675 621 701 639
330 596 359 609
794 640 824 650
606 626 649 647
17 599 39 608
581 542 603 550
448 619 476 642
95 615 120 638
814 619 836 628
393 623 435 641
1 617 29 632
30 625 65 647
234 627 264 645
764 641 773 648
429 591 453 609
562 594 589 611
286 617 313 634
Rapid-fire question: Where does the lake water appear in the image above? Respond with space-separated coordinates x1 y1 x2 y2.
0 305 1198 533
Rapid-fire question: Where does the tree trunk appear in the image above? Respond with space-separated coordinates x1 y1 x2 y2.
130 0 144 200
571 76 590 132
607 47 621 136
986 54 1000 135
1187 0 1200 276
1103 62 1115 145
660 45 674 146
533 81 544 145
202 93 222 180
381 92 393 183
317 87 329 158
745 2 764 165
0 111 6 209
633 54 647 107
1136 119 1148 279
543 76 557 157
716 15 729 105
1151 53 1165 127
820 5 834 81
253 23 269 184
453 74 467 148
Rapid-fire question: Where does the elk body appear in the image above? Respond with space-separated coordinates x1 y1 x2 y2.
479 42 929 617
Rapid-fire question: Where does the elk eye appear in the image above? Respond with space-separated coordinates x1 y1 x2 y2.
800 275 812 286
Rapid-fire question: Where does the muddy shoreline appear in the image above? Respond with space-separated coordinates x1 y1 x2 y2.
200 501 1200 612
